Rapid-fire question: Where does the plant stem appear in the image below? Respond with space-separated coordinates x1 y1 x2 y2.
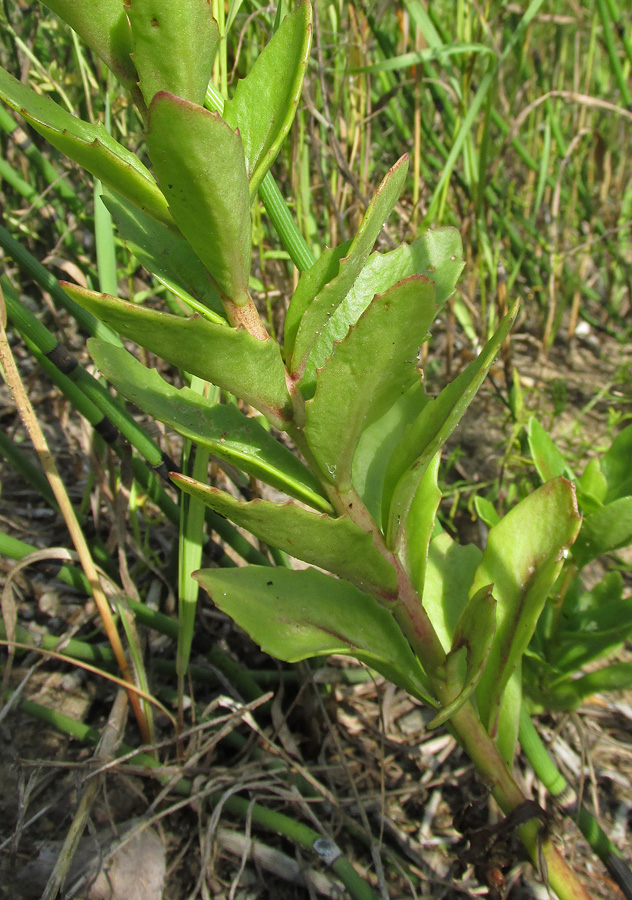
519 704 632 900
414 643 592 899
222 292 270 340
289 428 590 895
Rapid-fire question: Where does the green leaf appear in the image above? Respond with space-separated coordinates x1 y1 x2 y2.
576 458 607 512
565 662 632 705
195 565 433 703
304 275 436 488
428 584 496 729
298 227 464 396
88 340 329 511
527 417 572 484
127 0 219 107
0 65 172 227
355 228 464 317
64 285 291 428
473 495 501 528
291 155 409 383
384 303 518 549
494 667 522 764
421 532 482 652
550 598 632 672
403 452 441 594
471 478 581 739
352 382 430 528
572 497 632 568
529 659 632 714
104 190 225 321
146 93 251 304
284 241 351 360
224 1 312 200
601 423 632 502
567 570 623 616
41 0 138 97
349 42 495 74
176 482 397 594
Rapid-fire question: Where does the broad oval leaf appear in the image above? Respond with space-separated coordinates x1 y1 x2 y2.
146 93 251 305
127 0 220 107
472 478 581 740
64 285 291 428
304 275 436 488
42 0 138 98
175 481 397 595
0 65 172 227
224 1 312 199
291 155 409 383
195 565 433 703
576 458 607 511
88 340 329 511
297 227 463 396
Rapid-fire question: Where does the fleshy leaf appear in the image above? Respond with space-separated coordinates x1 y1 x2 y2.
383 302 518 549
471 478 581 740
195 565 433 703
572 497 632 568
104 190 225 320
428 584 496 729
175 482 397 594
352 382 430 527
0 66 172 226
127 0 220 107
494 668 522 765
303 275 436 488
421 532 482 652
291 155 409 383
64 285 291 428
88 340 328 510
528 417 572 483
403 452 441 594
284 241 351 359
473 496 501 528
42 0 138 97
146 93 251 304
576 458 607 511
224 1 312 199
601 423 632 502
297 227 464 396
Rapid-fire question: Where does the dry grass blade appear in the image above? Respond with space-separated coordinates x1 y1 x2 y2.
0 285 151 742
40 689 129 900
216 826 346 898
